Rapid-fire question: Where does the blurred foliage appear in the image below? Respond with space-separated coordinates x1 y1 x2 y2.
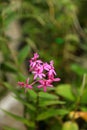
0 0 87 130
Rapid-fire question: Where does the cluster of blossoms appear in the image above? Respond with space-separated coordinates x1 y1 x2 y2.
18 53 60 92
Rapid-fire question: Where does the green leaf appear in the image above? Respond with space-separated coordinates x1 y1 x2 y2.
2 110 35 128
81 107 87 112
28 89 37 100
39 100 65 107
62 121 79 130
3 82 18 95
18 45 30 64
3 126 18 130
80 87 87 104
55 84 75 101
17 72 27 81
3 82 14 91
2 5 18 28
26 38 37 51
39 92 58 100
36 108 69 121
3 82 21 97
1 62 17 73
70 64 87 76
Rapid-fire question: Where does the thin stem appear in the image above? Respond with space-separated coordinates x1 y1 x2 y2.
30 80 39 86
72 74 86 121
23 93 30 129
79 74 86 99
76 73 86 107
35 91 39 130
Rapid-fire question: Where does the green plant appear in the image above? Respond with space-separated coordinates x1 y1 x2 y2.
0 0 87 130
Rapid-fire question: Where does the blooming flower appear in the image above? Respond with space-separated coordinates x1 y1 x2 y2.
29 53 42 71
18 53 61 92
44 61 56 77
31 53 39 60
18 78 32 89
37 79 53 92
32 64 45 79
48 60 56 75
48 75 61 82
18 82 25 87
30 59 42 70
43 62 51 71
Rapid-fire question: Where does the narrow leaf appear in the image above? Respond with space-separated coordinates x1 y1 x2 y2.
71 64 87 76
39 92 58 100
1 62 17 73
39 100 65 107
37 108 69 121
28 89 37 100
18 45 30 64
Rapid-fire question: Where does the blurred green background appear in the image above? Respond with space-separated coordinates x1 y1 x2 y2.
0 0 87 97
0 0 87 129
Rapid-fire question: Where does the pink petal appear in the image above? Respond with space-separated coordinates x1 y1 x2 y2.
39 80 44 84
50 60 54 66
43 63 50 71
34 74 37 80
53 70 56 75
18 82 25 87
54 78 61 82
42 73 46 77
37 85 43 88
27 85 32 89
43 86 47 92
48 85 53 87
34 53 39 59
26 78 30 84
39 74 43 79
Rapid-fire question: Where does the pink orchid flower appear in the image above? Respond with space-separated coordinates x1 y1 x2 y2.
18 53 61 92
37 79 53 92
18 78 32 89
32 64 45 79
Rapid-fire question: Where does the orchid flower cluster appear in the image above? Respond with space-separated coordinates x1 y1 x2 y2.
18 53 60 92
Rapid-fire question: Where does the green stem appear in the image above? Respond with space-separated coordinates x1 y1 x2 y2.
23 93 30 130
76 73 86 107
35 91 39 130
79 73 86 99
72 74 86 121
